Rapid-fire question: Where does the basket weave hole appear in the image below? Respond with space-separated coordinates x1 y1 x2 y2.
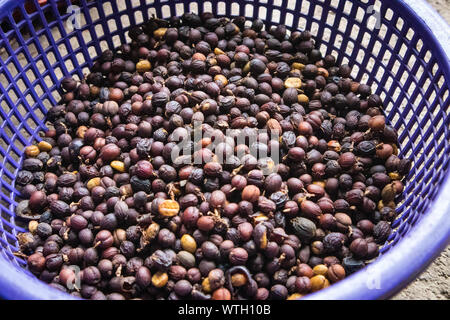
36 33 50 51
398 43 408 60
112 35 121 48
173 3 183 16
231 2 240 16
337 16 347 33
24 93 36 107
329 0 339 9
407 55 417 71
385 8 394 21
7 88 18 103
374 64 384 81
343 1 352 15
107 19 118 33
69 37 81 52
273 0 282 7
87 46 97 60
361 32 372 49
431 63 439 77
422 50 432 64
350 64 359 79
16 52 30 69
159 5 170 18
75 52 86 68
313 5 323 20
134 10 144 24
258 6 267 20
405 27 415 41
333 33 343 50
406 81 417 98
44 52 57 71
411 40 423 56
120 14 130 29
202 2 213 13
102 2 114 17
64 59 75 74
388 33 398 50
271 9 281 24
286 0 296 10
25 68 38 86
442 89 449 102
326 11 335 27
300 0 310 15
6 62 18 79
188 2 198 14
52 67 64 82
297 17 307 31
43 75 53 91
391 59 400 77
284 13 293 28
94 24 106 39
395 17 404 32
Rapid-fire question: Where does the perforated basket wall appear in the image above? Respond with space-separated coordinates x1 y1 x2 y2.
0 0 448 299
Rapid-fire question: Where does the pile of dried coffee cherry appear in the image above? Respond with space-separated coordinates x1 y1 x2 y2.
14 12 412 300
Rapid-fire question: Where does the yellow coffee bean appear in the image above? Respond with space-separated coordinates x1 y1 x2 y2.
110 160 125 173
313 264 328 276
287 293 303 300
38 141 52 152
214 48 225 55
25 145 40 157
292 62 305 70
231 273 247 287
87 177 101 190
202 277 212 293
28 221 38 234
136 60 151 73
312 181 326 188
214 74 228 86
76 126 88 139
153 28 167 39
298 94 309 104
158 199 180 217
180 234 197 253
152 271 168 288
389 172 402 180
284 77 302 89
317 67 329 78
310 275 330 292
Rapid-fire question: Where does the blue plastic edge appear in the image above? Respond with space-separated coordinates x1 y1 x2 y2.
0 0 26 20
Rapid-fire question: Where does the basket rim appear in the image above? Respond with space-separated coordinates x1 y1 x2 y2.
0 0 449 300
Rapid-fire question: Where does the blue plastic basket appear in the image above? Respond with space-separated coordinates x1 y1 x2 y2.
0 0 448 300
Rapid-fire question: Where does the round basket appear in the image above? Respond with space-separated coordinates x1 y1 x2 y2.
0 0 448 299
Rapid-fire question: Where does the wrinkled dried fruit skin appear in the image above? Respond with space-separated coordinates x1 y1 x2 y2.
290 217 316 242
323 232 345 253
373 221 391 244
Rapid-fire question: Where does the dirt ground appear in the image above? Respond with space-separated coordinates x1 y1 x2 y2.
392 0 450 300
